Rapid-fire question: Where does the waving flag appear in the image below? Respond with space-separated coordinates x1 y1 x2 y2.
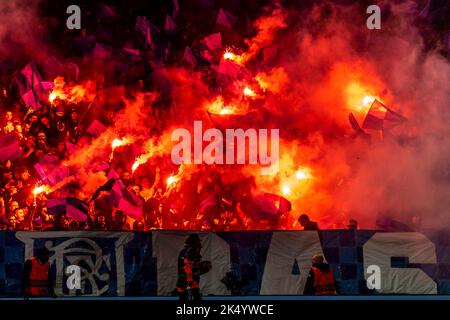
14 62 46 110
86 120 107 137
135 16 159 49
183 47 197 66
34 155 69 186
252 193 291 220
201 33 222 51
47 197 89 222
362 99 407 131
107 169 143 219
216 8 237 29
0 134 22 162
164 15 177 33
239 193 291 221
99 2 116 20
93 43 113 59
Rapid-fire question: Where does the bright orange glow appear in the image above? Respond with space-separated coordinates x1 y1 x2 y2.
345 82 379 113
243 86 256 98
281 185 291 195
206 96 243 115
295 168 311 180
131 154 152 173
219 107 234 115
223 52 235 60
33 186 48 195
49 93 56 103
167 175 176 186
112 137 130 150
223 50 245 64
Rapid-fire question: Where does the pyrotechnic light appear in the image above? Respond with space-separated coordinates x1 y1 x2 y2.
243 86 256 98
131 154 151 174
167 175 176 186
223 51 236 60
111 137 130 150
33 185 48 195
362 95 375 107
346 82 379 113
295 167 312 180
219 107 234 115
281 185 291 195
207 96 240 115
49 93 56 103
223 50 244 64
131 160 141 173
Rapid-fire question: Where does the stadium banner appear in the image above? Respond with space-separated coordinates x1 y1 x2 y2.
0 230 449 297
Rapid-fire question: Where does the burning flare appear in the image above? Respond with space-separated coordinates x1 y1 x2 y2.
33 185 48 195
223 50 245 65
166 175 176 186
243 86 256 98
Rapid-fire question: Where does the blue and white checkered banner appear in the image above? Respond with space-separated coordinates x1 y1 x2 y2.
1 230 450 296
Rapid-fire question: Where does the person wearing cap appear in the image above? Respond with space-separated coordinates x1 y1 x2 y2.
22 246 55 297
304 254 336 295
176 234 212 302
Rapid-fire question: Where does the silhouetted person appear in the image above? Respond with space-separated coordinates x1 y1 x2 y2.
298 214 319 230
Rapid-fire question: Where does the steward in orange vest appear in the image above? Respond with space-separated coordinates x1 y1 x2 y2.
22 247 54 297
304 254 336 295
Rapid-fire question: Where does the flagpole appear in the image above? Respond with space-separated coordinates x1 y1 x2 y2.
78 93 98 129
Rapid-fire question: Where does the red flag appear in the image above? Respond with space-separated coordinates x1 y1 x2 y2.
362 99 406 130
107 169 143 219
216 8 237 29
14 63 46 110
183 47 197 66
164 15 177 33
0 134 22 162
201 33 222 51
93 43 112 59
86 120 107 137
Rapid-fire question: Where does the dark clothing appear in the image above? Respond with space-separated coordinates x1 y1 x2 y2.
178 288 201 302
176 245 202 301
303 221 319 230
176 246 201 288
304 262 336 295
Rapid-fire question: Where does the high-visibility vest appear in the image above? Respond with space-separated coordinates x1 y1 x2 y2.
312 266 336 295
26 257 50 296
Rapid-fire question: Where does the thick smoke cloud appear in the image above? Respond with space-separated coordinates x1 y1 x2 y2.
2 0 449 230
